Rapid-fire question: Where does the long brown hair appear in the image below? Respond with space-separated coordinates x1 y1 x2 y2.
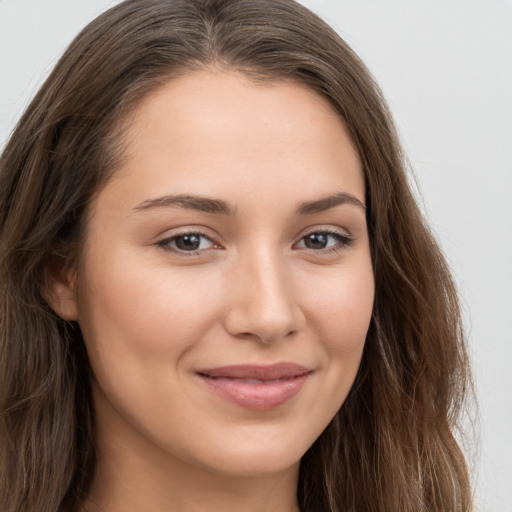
0 1 472 510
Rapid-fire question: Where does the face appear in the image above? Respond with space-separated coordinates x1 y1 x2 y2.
61 70 374 478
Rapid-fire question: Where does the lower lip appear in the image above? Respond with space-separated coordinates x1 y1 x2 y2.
198 374 309 411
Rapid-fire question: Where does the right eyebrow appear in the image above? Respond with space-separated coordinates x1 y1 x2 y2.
132 194 235 215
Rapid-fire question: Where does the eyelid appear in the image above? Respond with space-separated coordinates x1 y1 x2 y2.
293 226 354 253
156 227 222 256
155 225 354 257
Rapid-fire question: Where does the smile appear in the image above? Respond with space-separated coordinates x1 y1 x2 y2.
196 363 311 411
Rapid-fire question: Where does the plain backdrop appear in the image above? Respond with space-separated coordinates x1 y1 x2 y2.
1 1 511 510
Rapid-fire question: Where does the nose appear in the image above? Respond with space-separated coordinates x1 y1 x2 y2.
223 250 305 344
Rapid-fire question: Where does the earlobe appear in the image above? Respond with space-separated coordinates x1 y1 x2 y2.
43 262 79 321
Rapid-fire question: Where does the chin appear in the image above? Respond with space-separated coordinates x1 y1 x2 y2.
179 425 316 478
203 450 302 478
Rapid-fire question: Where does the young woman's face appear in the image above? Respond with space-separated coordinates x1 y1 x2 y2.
66 70 374 478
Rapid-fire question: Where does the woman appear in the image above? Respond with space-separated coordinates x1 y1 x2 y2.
0 0 472 511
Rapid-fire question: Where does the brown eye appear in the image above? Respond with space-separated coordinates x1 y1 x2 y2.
303 233 329 249
159 233 216 253
174 234 202 251
296 231 353 252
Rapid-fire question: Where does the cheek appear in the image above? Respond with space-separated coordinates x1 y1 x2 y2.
304 260 374 340
280 260 374 440
76 247 226 375
327 278 374 354
300 260 374 386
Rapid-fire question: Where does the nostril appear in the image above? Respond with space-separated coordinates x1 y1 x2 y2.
223 302 305 344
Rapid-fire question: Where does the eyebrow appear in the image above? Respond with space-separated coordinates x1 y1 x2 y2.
133 194 234 215
133 191 365 216
296 192 366 215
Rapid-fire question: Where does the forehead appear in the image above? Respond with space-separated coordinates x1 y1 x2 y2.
98 69 364 214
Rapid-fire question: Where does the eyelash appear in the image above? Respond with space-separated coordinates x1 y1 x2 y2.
157 231 218 255
157 228 354 257
295 229 354 255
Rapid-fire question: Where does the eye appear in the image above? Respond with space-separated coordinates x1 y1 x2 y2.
158 232 217 253
295 230 353 252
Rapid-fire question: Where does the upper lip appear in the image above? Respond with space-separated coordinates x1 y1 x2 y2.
197 362 310 380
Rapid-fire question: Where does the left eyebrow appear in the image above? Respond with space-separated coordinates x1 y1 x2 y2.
296 192 366 215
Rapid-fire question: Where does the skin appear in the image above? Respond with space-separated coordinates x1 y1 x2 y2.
51 69 375 512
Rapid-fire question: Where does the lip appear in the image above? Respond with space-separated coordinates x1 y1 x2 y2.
196 363 311 411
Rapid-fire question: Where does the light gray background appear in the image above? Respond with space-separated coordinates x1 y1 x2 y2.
0 1 510 510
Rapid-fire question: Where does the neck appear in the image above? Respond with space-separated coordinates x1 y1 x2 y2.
84 461 300 512
83 446 301 512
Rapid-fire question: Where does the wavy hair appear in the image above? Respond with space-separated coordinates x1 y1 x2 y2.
0 0 472 510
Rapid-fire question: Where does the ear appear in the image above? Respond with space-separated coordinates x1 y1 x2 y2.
43 259 79 321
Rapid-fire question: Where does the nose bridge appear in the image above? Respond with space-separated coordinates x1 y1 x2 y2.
224 242 304 342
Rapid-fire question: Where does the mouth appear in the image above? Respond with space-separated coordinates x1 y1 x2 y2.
196 363 312 411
